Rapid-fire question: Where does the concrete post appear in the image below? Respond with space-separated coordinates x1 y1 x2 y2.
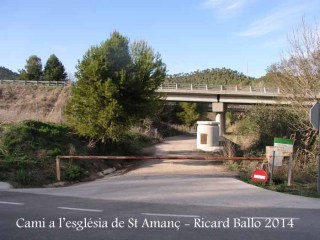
212 102 226 136
56 157 61 181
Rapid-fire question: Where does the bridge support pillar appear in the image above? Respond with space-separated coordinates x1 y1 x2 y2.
212 103 226 135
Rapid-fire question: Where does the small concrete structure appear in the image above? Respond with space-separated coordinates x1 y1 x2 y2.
196 121 221 152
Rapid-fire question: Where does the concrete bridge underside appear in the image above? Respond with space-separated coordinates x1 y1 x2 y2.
158 89 289 135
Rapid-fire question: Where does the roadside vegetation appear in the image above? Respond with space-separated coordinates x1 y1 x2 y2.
230 160 320 198
224 104 319 198
0 85 71 123
0 120 155 187
0 120 89 186
223 19 320 198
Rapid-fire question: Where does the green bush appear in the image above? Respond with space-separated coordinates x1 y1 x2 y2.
14 169 33 186
0 120 153 186
177 102 200 127
0 120 90 186
47 147 61 157
65 165 85 181
0 121 70 162
236 105 297 148
108 132 154 154
226 111 238 125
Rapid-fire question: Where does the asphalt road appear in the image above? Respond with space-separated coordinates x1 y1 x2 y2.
1 135 320 239
1 191 319 240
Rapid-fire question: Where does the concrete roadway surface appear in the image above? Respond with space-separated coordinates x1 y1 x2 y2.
1 135 320 240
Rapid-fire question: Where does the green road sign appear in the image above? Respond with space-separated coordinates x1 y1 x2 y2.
274 138 294 145
274 138 293 157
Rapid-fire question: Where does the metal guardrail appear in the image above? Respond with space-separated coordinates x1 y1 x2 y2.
0 79 67 87
158 83 281 95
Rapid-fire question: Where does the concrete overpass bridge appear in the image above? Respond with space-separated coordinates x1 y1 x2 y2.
0 80 297 135
156 83 287 134
157 83 283 104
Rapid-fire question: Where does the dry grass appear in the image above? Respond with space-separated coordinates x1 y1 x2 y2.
0 85 71 123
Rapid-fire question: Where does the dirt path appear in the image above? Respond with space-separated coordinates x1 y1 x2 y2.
125 134 237 177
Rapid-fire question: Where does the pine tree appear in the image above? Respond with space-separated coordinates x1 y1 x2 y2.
18 55 43 80
177 102 200 127
44 54 67 81
66 31 166 142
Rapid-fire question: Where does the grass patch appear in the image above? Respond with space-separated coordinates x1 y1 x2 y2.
0 120 91 186
0 120 155 187
266 183 320 198
223 130 320 199
227 162 320 198
115 132 156 154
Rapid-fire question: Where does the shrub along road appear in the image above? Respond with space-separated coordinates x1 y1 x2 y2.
1 135 320 239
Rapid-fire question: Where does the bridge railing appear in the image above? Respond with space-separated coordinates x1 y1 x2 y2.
159 83 281 95
0 79 67 87
1 80 281 94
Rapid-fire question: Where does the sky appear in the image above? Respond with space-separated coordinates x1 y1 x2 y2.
1 0 319 78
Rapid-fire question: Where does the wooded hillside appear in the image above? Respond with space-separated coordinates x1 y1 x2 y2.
166 67 255 85
0 66 19 80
